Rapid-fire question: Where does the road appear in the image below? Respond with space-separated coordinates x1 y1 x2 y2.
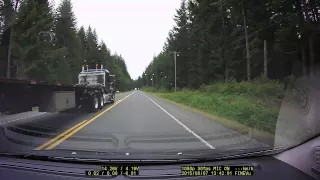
0 91 269 154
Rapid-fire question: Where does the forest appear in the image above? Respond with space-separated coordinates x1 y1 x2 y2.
134 0 320 90
133 0 319 134
0 0 133 91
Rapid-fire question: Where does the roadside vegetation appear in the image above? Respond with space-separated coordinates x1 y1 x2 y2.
133 0 319 134
142 77 284 134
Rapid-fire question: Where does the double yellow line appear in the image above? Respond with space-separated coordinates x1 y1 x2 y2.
35 92 135 150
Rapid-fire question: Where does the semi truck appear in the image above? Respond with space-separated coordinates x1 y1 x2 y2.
0 64 116 114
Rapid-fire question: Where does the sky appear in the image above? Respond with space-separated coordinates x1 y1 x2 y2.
55 0 181 80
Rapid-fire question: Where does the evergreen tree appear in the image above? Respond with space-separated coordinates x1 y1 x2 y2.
12 0 54 80
77 25 86 65
54 0 80 83
1 0 133 90
0 0 15 77
85 26 100 66
140 0 320 89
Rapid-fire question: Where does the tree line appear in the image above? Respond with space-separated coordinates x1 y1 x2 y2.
135 0 320 90
0 0 133 91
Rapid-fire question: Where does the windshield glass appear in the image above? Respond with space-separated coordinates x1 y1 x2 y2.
0 0 319 160
79 74 104 85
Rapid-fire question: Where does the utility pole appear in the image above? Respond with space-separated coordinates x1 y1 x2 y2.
170 51 179 92
6 0 19 79
144 73 148 86
241 1 251 81
152 73 155 87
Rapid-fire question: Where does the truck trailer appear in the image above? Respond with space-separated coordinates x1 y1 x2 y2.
0 65 115 114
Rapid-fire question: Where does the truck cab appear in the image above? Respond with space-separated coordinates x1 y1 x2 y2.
77 65 115 106
78 69 110 88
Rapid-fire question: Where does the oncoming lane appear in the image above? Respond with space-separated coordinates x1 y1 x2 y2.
0 91 134 153
41 91 136 150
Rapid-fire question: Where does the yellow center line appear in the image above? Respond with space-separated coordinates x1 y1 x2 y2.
35 120 87 150
44 91 135 150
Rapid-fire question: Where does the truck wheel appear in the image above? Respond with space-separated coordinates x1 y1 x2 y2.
98 94 104 109
88 94 99 112
110 94 115 103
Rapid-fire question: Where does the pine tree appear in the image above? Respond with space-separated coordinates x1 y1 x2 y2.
99 41 112 69
171 0 190 88
0 0 15 77
141 0 320 89
85 26 100 66
77 25 86 65
0 0 133 90
54 0 81 83
12 0 54 81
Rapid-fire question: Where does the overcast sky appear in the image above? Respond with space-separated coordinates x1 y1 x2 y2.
55 0 181 80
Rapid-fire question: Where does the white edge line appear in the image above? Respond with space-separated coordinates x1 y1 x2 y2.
0 112 46 125
145 95 215 149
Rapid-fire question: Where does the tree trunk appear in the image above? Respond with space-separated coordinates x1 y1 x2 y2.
242 3 251 81
17 56 27 80
308 36 315 77
263 40 267 78
225 68 228 83
219 0 228 83
0 46 8 77
301 46 307 77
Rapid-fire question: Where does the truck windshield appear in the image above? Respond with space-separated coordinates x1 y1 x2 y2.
79 74 104 85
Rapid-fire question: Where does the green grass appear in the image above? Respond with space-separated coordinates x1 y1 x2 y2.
142 78 284 134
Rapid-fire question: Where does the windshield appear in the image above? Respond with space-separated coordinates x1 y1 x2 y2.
0 0 319 161
79 74 104 85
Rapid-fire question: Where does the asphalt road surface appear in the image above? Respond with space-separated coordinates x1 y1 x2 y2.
0 91 269 154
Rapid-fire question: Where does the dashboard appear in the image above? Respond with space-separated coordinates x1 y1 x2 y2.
0 147 318 180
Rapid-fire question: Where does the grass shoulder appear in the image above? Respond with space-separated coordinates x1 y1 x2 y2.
142 79 284 145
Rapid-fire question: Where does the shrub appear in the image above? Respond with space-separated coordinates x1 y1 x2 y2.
198 77 284 98
150 78 284 133
141 86 157 92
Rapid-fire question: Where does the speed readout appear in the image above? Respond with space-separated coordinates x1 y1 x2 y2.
86 166 139 176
